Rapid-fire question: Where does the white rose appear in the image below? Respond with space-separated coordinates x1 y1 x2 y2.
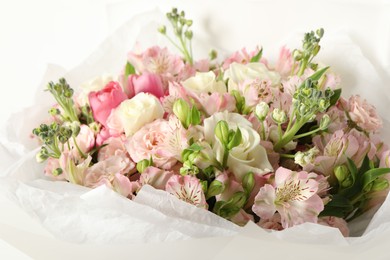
77 74 115 106
204 111 273 181
182 71 227 94
224 62 281 91
115 92 164 137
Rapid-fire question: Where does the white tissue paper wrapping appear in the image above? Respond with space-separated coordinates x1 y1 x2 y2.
1 3 390 251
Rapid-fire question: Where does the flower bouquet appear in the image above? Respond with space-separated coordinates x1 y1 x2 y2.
2 5 390 248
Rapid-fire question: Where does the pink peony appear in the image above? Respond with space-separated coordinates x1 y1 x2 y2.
88 81 127 127
252 167 324 228
346 95 382 132
126 73 165 99
125 119 177 169
165 174 207 208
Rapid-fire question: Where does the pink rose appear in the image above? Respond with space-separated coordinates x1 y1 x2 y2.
346 95 382 132
125 119 177 169
88 81 127 127
126 73 165 99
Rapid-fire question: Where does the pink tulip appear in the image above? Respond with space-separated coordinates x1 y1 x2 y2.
126 73 165 98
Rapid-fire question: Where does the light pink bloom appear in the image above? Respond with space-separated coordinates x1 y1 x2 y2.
275 46 295 78
197 92 236 116
323 106 347 133
88 81 127 127
69 124 95 156
84 155 136 198
222 46 265 69
125 73 165 99
139 166 174 190
252 167 324 228
165 174 207 208
318 216 350 237
215 171 244 202
126 119 177 169
127 46 184 85
59 152 92 185
346 95 382 132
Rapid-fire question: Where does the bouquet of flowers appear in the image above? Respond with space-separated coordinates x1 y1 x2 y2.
31 8 390 237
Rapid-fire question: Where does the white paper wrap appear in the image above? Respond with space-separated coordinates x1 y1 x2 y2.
1 1 390 254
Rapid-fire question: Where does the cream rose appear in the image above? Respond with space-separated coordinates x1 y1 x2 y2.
224 62 281 91
182 71 227 94
114 92 164 137
204 111 273 181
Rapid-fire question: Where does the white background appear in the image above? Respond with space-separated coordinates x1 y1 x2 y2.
1 0 390 259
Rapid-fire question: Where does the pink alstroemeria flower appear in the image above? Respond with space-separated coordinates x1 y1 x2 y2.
252 167 324 229
165 175 207 208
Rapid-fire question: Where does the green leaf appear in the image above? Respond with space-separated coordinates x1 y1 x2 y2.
190 106 201 126
125 62 136 78
319 194 353 218
329 88 342 107
309 66 329 82
250 47 263 63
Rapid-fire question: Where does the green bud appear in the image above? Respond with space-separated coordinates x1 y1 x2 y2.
334 165 349 183
209 49 218 60
36 150 49 163
52 168 63 176
174 27 182 35
229 191 247 208
313 45 321 56
341 177 353 188
363 182 373 193
190 106 201 126
206 180 224 198
319 114 330 130
173 99 190 128
172 7 178 14
371 178 389 192
255 102 269 121
49 108 60 116
184 30 193 40
316 28 324 38
136 159 151 173
293 49 303 61
242 172 255 194
227 127 242 150
215 120 230 146
186 19 193 27
157 25 166 34
271 108 287 124
201 180 208 193
181 149 192 162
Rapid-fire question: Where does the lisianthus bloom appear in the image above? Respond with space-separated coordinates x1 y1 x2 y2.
88 81 128 127
165 174 207 208
252 167 324 228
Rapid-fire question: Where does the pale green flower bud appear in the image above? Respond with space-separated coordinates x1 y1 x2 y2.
272 108 287 124
36 150 49 163
255 102 269 121
230 191 247 208
293 49 303 61
136 159 151 173
206 180 224 198
227 128 242 150
157 25 166 34
70 121 81 136
371 178 389 192
215 120 230 146
173 99 190 128
320 114 331 130
316 28 324 38
52 168 63 176
184 30 193 40
209 49 218 60
334 165 348 183
242 172 255 194
294 147 319 167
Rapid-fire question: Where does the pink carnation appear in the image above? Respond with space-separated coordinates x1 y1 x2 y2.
125 119 177 169
346 95 382 132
